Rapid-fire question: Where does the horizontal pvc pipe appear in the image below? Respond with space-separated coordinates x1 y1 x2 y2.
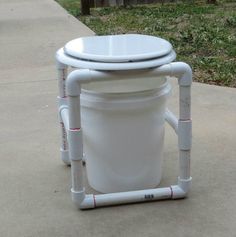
77 185 187 209
66 62 192 96
81 187 172 209
165 109 178 134
94 187 171 206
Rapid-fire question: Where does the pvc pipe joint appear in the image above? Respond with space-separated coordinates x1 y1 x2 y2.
68 129 83 161
170 62 192 86
71 188 86 207
178 119 192 150
58 96 68 108
66 70 90 96
178 176 192 194
80 195 95 209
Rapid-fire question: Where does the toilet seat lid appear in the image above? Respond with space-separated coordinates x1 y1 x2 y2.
57 47 176 71
64 34 173 63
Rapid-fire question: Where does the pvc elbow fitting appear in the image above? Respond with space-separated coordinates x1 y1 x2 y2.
66 69 92 96
170 176 192 199
178 176 192 194
71 189 86 208
170 62 192 86
80 195 96 209
71 190 95 210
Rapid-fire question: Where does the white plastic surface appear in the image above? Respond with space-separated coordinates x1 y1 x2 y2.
57 48 176 71
80 78 171 193
178 120 192 150
64 34 173 63
60 149 70 165
68 129 83 161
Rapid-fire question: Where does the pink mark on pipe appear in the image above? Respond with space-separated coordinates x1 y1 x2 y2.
69 128 81 131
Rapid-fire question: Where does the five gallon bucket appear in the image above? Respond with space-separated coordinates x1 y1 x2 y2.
81 77 171 193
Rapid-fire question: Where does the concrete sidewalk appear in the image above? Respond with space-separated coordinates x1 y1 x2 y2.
0 0 235 236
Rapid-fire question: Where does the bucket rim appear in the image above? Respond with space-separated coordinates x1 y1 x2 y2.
80 80 171 110
81 77 169 98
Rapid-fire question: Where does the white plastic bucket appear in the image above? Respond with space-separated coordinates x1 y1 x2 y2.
81 77 171 193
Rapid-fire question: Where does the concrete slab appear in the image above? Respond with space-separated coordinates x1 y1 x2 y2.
0 0 94 72
0 0 235 237
0 0 70 20
0 66 56 84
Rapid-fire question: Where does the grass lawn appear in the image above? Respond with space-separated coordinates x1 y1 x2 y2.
57 0 236 87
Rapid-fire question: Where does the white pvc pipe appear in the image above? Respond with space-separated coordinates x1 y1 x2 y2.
179 150 191 180
179 86 191 120
60 107 69 131
94 187 172 206
165 109 178 134
65 62 192 97
56 62 67 98
62 61 192 209
57 63 70 165
59 122 70 165
71 160 84 192
82 187 171 209
68 96 81 129
78 185 187 209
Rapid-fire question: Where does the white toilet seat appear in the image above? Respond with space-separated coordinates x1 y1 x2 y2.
56 34 176 70
57 48 176 71
64 34 173 63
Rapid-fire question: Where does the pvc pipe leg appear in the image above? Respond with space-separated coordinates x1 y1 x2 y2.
60 122 70 165
57 62 69 165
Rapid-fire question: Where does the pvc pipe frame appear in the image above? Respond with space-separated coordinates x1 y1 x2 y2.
57 61 192 209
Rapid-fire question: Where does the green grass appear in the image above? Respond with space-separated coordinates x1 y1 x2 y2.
57 0 81 16
56 0 236 87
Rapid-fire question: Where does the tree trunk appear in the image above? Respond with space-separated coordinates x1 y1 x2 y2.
81 0 90 15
